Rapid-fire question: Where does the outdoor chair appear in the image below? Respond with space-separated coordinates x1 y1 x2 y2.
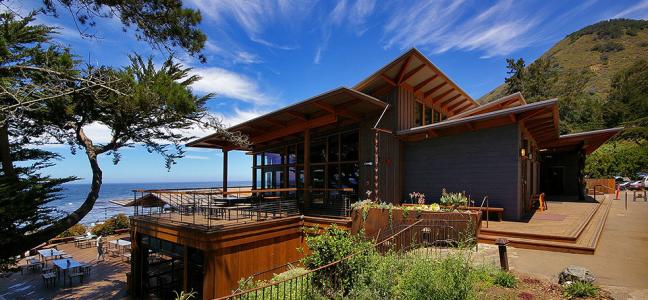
59 250 72 259
66 267 84 287
21 257 42 274
81 265 92 281
42 270 56 287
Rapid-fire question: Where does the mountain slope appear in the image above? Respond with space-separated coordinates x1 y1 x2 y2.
479 19 648 103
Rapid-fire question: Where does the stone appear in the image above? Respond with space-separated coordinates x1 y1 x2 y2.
558 266 596 284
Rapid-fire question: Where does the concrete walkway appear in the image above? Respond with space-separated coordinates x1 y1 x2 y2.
477 193 648 299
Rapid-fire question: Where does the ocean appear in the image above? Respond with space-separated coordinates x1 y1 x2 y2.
50 181 250 226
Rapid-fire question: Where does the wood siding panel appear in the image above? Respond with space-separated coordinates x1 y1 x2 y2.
402 124 523 220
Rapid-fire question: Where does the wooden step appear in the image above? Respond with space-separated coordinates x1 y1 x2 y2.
479 197 612 254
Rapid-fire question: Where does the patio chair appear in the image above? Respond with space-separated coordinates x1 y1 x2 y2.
59 250 72 259
67 267 84 287
42 270 56 287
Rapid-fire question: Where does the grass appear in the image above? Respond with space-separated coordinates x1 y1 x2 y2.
563 281 599 299
493 271 518 288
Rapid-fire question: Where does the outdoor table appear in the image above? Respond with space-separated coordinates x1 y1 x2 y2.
53 258 83 286
109 239 132 254
38 249 62 263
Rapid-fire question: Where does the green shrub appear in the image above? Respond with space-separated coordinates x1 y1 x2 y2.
591 41 625 53
394 252 476 300
236 267 312 300
563 281 599 299
91 213 130 236
351 251 406 299
493 271 517 288
301 225 375 297
57 223 87 238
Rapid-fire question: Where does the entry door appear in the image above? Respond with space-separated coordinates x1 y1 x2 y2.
548 166 565 195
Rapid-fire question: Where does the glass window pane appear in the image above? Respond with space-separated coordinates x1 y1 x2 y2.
425 106 433 125
414 102 423 126
288 166 296 188
264 169 273 188
287 145 297 164
311 165 325 188
265 150 282 165
255 168 262 189
441 113 447 121
328 165 340 189
340 163 359 191
297 143 304 164
310 138 327 163
340 131 358 161
328 135 339 162
434 110 441 123
255 153 263 166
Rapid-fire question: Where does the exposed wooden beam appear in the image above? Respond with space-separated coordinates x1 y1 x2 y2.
251 114 337 144
526 118 554 130
508 113 517 123
396 56 412 84
518 107 551 122
381 74 397 86
431 88 455 105
265 118 287 128
313 101 335 113
423 82 447 98
445 96 464 110
451 102 472 114
286 111 308 122
400 64 425 84
413 74 438 92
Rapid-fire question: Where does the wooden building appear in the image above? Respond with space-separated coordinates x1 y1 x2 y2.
129 49 621 299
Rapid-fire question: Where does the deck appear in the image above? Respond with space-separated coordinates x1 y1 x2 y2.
479 196 612 254
0 235 129 299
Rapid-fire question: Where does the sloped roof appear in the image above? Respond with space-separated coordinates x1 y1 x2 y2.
187 87 388 149
542 127 624 154
353 48 478 116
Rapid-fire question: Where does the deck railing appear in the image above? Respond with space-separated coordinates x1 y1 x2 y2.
217 217 477 299
130 187 357 230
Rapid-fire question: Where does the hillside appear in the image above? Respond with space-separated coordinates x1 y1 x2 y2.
479 19 648 103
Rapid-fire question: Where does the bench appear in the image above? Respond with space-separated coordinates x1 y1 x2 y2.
461 206 504 221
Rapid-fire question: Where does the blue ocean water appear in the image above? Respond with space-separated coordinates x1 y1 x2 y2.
50 181 250 225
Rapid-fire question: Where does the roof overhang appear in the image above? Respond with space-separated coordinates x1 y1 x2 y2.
448 92 527 120
540 127 624 155
353 48 478 116
397 99 559 142
187 87 388 150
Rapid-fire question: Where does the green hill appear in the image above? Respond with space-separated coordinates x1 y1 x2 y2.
479 19 648 103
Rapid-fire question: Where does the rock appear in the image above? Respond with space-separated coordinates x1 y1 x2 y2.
558 266 596 284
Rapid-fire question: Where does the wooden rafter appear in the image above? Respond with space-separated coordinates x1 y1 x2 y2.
251 114 337 144
508 113 517 123
396 56 412 84
445 96 464 110
265 118 287 128
400 64 425 84
286 111 308 122
381 74 397 86
526 118 554 130
451 102 472 114
423 82 447 98
413 75 438 92
431 88 456 105
313 101 335 113
517 107 551 122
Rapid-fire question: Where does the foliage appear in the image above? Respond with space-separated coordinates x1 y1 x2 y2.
591 41 625 53
58 223 87 238
91 213 130 236
493 271 518 288
173 289 197 300
236 267 311 300
39 0 207 61
440 188 468 209
585 140 648 178
301 225 375 297
567 19 648 41
394 252 477 300
408 191 426 204
563 281 599 299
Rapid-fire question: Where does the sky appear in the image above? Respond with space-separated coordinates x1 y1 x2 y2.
3 0 648 184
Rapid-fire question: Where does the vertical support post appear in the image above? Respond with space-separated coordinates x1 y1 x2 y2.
625 190 628 210
495 238 509 271
252 152 257 190
222 149 229 194
183 245 189 293
303 129 311 210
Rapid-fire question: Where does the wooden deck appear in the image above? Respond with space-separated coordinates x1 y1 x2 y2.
479 196 612 254
0 235 129 299
132 210 295 232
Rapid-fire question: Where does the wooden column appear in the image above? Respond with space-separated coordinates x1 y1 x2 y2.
222 149 228 193
252 153 257 189
303 129 311 209
183 245 189 292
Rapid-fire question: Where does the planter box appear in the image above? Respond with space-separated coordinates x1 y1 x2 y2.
351 206 481 243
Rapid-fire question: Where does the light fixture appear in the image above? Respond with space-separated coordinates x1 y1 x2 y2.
520 147 527 158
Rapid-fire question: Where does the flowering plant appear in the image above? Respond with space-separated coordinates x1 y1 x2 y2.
409 192 426 205
439 188 468 209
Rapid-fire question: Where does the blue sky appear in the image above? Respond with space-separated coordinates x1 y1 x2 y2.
5 0 648 184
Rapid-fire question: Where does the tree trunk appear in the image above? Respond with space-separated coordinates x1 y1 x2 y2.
0 123 16 179
2 128 102 256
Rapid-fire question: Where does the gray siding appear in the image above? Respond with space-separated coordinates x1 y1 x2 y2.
402 124 523 220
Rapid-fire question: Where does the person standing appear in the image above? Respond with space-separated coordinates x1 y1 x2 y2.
96 235 105 261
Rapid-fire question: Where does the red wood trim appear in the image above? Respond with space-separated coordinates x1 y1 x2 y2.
380 74 397 86
423 82 447 98
400 63 425 84
251 114 337 144
430 88 455 105
396 56 412 84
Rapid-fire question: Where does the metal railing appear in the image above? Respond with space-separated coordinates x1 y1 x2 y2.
130 187 357 230
217 216 478 300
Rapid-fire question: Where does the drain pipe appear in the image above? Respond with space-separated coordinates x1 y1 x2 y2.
495 238 510 271
371 104 391 202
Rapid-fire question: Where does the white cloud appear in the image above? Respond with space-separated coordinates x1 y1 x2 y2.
613 0 648 19
188 67 272 105
184 155 210 160
382 0 542 57
313 47 323 64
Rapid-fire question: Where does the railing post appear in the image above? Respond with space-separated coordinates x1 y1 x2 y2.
495 238 509 271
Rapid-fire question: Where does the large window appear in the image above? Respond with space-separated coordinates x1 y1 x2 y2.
415 101 445 126
253 129 359 196
414 102 423 127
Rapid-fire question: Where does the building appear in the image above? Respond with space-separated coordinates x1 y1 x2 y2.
128 48 621 299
